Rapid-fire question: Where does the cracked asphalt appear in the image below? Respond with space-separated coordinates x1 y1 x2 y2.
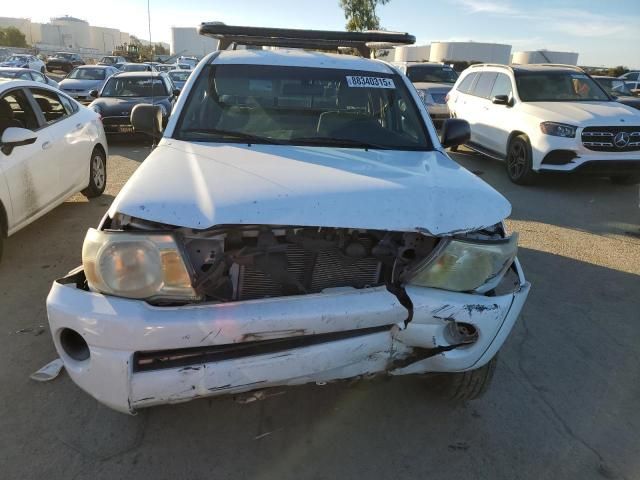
1 141 638 480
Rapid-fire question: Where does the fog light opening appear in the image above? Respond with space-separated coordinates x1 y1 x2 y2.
445 322 479 345
60 328 90 361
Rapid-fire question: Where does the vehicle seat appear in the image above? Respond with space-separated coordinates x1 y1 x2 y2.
317 82 371 135
0 98 24 136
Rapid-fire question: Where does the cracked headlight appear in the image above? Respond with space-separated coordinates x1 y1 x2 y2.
403 234 518 292
82 228 199 301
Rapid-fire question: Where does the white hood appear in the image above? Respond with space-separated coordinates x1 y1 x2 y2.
108 141 511 236
520 101 640 125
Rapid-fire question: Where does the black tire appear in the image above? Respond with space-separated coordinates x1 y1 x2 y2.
0 233 4 264
506 135 537 185
435 356 497 401
610 175 640 185
82 147 107 198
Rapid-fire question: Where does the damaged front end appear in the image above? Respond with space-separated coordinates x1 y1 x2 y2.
47 215 529 413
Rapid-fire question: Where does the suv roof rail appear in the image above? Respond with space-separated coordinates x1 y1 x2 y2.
469 63 512 70
535 63 584 71
198 23 415 58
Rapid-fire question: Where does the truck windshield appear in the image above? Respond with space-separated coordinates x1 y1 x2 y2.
516 71 610 102
406 65 458 84
175 64 432 151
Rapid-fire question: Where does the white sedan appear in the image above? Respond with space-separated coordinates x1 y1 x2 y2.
0 79 107 260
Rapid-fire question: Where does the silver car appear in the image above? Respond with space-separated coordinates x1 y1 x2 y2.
0 67 59 88
59 65 119 103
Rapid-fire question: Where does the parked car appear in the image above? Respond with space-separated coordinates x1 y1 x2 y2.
46 29 530 414
624 81 640 96
88 71 178 134
0 68 59 88
0 79 107 261
447 64 640 184
97 56 127 66
176 55 198 69
59 65 119 103
394 62 459 129
592 76 640 110
167 69 191 89
46 52 85 73
155 64 176 73
0 54 46 72
119 63 155 72
619 71 639 82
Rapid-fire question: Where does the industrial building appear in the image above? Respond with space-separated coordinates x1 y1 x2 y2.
511 50 579 66
170 27 218 58
429 41 512 64
0 16 171 57
393 45 431 63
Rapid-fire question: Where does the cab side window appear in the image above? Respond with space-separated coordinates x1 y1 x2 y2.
0 90 39 136
30 89 69 125
30 71 46 84
59 94 78 115
490 73 513 99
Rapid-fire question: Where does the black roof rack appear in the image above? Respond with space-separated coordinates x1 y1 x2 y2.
198 23 415 57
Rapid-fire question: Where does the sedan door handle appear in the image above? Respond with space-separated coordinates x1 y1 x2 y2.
42 141 51 150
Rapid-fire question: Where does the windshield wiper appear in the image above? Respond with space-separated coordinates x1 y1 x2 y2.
288 136 390 150
180 128 283 145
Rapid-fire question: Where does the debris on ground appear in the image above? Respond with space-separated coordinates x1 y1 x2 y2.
234 390 285 404
30 358 64 382
15 326 46 336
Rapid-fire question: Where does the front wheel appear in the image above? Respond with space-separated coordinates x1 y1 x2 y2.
610 175 640 185
506 135 536 185
82 147 107 198
434 356 498 401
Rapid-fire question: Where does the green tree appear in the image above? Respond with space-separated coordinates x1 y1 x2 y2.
607 65 629 77
0 26 29 47
339 0 390 32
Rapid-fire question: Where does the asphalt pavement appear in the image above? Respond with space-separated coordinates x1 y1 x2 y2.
1 140 638 480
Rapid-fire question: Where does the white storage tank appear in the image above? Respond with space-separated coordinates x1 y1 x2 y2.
50 16 90 49
171 27 219 57
511 50 579 65
429 41 511 64
394 45 431 63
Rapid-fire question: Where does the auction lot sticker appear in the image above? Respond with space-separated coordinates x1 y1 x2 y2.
346 76 396 88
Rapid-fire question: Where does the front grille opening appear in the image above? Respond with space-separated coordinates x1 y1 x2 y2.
582 126 640 152
183 226 438 303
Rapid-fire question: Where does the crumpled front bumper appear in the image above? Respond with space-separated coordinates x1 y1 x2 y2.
46 261 530 414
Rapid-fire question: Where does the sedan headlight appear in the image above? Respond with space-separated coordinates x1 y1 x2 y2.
539 122 577 138
82 229 199 301
403 234 518 292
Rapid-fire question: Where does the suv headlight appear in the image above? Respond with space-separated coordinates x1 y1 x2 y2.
402 234 518 292
82 229 199 301
540 122 577 138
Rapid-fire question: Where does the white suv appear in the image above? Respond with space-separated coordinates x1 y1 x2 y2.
447 64 640 184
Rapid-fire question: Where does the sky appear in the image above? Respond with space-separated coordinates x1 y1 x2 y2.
5 0 640 67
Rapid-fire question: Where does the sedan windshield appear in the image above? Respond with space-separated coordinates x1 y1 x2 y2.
99 57 117 64
595 78 634 97
101 77 168 97
406 65 458 84
176 64 432 151
169 71 190 82
67 68 106 80
516 71 610 102
54 53 73 59
7 55 28 62
121 64 152 72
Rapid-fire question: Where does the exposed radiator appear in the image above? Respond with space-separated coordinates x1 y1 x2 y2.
236 244 382 300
